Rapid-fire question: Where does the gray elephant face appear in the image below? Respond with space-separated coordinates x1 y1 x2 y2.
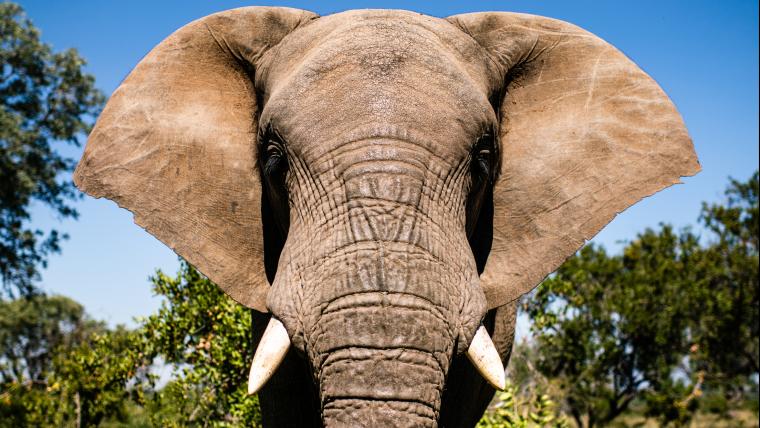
260 9 493 360
257 15 499 419
74 7 699 426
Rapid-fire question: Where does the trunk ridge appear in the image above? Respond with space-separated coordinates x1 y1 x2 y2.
312 292 453 427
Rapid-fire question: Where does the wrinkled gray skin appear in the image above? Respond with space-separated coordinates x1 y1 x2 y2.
74 7 700 428
258 13 507 426
251 302 517 427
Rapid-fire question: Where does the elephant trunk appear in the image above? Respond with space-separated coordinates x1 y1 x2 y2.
263 150 490 426
312 292 453 427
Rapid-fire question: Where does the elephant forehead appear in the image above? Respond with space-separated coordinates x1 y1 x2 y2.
259 11 496 159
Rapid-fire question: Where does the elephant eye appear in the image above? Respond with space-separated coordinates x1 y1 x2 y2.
476 148 491 174
260 125 288 180
264 143 287 178
472 134 495 181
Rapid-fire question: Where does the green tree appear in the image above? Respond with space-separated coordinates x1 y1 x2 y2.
477 339 570 428
0 294 92 426
0 295 146 427
137 262 262 427
0 2 104 296
1 264 263 427
37 326 152 427
525 171 759 427
477 380 569 428
691 172 758 384
0 294 100 384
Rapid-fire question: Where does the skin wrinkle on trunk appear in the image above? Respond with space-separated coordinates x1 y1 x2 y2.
323 399 437 428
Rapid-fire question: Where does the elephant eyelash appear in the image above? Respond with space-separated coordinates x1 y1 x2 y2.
260 126 289 179
263 146 287 178
472 134 495 181
266 144 283 157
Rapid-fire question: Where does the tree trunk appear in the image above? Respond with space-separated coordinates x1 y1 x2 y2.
74 391 82 428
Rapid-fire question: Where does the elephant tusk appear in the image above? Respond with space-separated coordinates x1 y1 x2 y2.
247 317 291 395
466 325 506 390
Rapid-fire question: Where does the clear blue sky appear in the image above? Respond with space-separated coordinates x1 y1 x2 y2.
18 0 759 327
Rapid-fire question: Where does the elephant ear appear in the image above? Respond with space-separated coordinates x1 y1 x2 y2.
74 7 317 312
447 12 700 309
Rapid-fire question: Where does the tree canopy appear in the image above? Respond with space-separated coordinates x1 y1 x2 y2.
524 171 759 427
0 2 103 296
0 263 259 427
0 294 136 427
137 264 262 427
0 294 100 384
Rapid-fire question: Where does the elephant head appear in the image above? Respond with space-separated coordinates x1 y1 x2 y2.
74 7 699 427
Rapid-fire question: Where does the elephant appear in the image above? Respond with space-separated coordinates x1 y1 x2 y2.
73 7 700 427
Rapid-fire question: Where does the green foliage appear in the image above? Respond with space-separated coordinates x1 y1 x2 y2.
0 264 263 427
477 380 569 428
525 171 759 428
0 294 92 426
0 2 104 296
136 262 262 427
692 171 758 383
17 327 151 427
0 295 148 427
477 340 570 427
0 294 101 383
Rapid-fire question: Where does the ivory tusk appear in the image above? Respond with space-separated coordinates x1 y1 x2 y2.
247 317 291 395
466 325 506 390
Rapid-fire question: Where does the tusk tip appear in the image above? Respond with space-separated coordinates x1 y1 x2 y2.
247 374 265 395
466 325 507 391
478 362 507 391
247 366 265 395
493 372 507 391
247 318 291 395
